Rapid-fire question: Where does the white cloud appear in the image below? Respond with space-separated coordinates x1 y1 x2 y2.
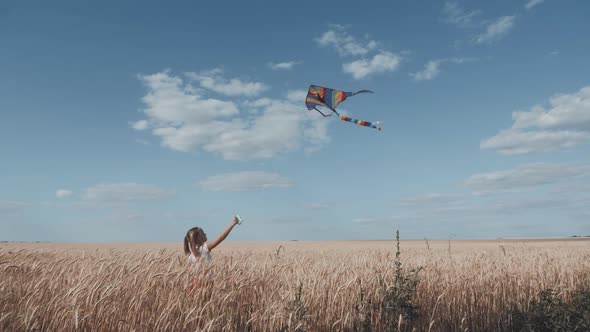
261 215 300 224
352 216 402 227
140 71 239 127
186 70 268 97
400 193 464 207
482 86 590 154
442 2 481 28
56 189 72 199
410 60 442 81
136 72 331 160
316 25 401 79
342 51 401 79
352 217 379 225
411 58 476 81
132 119 149 130
304 202 329 209
204 99 329 160
449 57 473 64
481 129 590 155
552 183 590 195
398 195 576 225
464 163 590 194
135 139 149 145
490 197 571 213
525 0 544 10
512 89 590 130
201 106 300 160
0 201 29 216
398 192 586 223
81 183 174 202
443 3 518 45
286 90 307 103
268 61 300 70
243 97 273 108
316 25 378 57
476 16 516 44
199 171 293 192
302 119 330 152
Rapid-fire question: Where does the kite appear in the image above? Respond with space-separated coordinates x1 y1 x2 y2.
305 85 382 131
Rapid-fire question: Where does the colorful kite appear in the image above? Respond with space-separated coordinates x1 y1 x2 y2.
305 85 382 131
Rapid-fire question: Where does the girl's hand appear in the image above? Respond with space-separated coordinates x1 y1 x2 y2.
233 215 244 225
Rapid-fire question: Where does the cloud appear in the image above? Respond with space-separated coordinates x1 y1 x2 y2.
260 215 300 224
0 201 29 216
476 16 516 44
304 202 329 210
186 70 268 97
482 86 590 154
132 119 149 130
199 171 293 192
136 72 331 160
140 71 239 126
393 165 590 232
411 60 442 81
442 4 517 45
352 216 409 227
413 197 571 219
352 217 380 225
552 183 590 195
464 163 590 194
315 25 378 57
56 189 72 199
481 129 590 155
395 191 581 229
342 51 401 79
268 61 300 70
206 98 329 160
410 58 475 81
135 139 149 145
316 25 402 79
400 193 464 207
81 183 174 202
512 90 590 131
490 197 572 213
442 2 481 28
286 90 307 103
525 0 544 10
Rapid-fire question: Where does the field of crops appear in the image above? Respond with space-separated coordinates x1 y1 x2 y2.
1 238 589 331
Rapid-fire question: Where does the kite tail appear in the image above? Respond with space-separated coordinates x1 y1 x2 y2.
339 115 382 131
351 89 374 96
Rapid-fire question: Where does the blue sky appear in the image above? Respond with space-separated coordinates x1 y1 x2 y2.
1 0 589 242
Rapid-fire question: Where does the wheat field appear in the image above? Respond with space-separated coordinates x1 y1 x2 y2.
1 238 589 331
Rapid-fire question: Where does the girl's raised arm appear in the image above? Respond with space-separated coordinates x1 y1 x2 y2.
207 216 239 251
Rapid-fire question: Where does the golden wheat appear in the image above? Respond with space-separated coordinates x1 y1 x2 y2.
1 239 589 331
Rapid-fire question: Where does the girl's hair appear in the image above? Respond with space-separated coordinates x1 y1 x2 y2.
184 227 203 255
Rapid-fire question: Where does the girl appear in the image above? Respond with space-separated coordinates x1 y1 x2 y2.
184 216 240 291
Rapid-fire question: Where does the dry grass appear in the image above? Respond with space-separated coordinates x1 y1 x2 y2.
1 238 589 331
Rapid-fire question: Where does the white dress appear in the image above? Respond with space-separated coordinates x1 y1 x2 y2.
188 243 212 264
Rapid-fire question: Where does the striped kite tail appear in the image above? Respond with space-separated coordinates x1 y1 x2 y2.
339 115 382 131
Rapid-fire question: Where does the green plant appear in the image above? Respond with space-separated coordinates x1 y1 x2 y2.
353 230 422 331
279 282 306 332
353 283 373 332
511 288 590 331
379 230 422 330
